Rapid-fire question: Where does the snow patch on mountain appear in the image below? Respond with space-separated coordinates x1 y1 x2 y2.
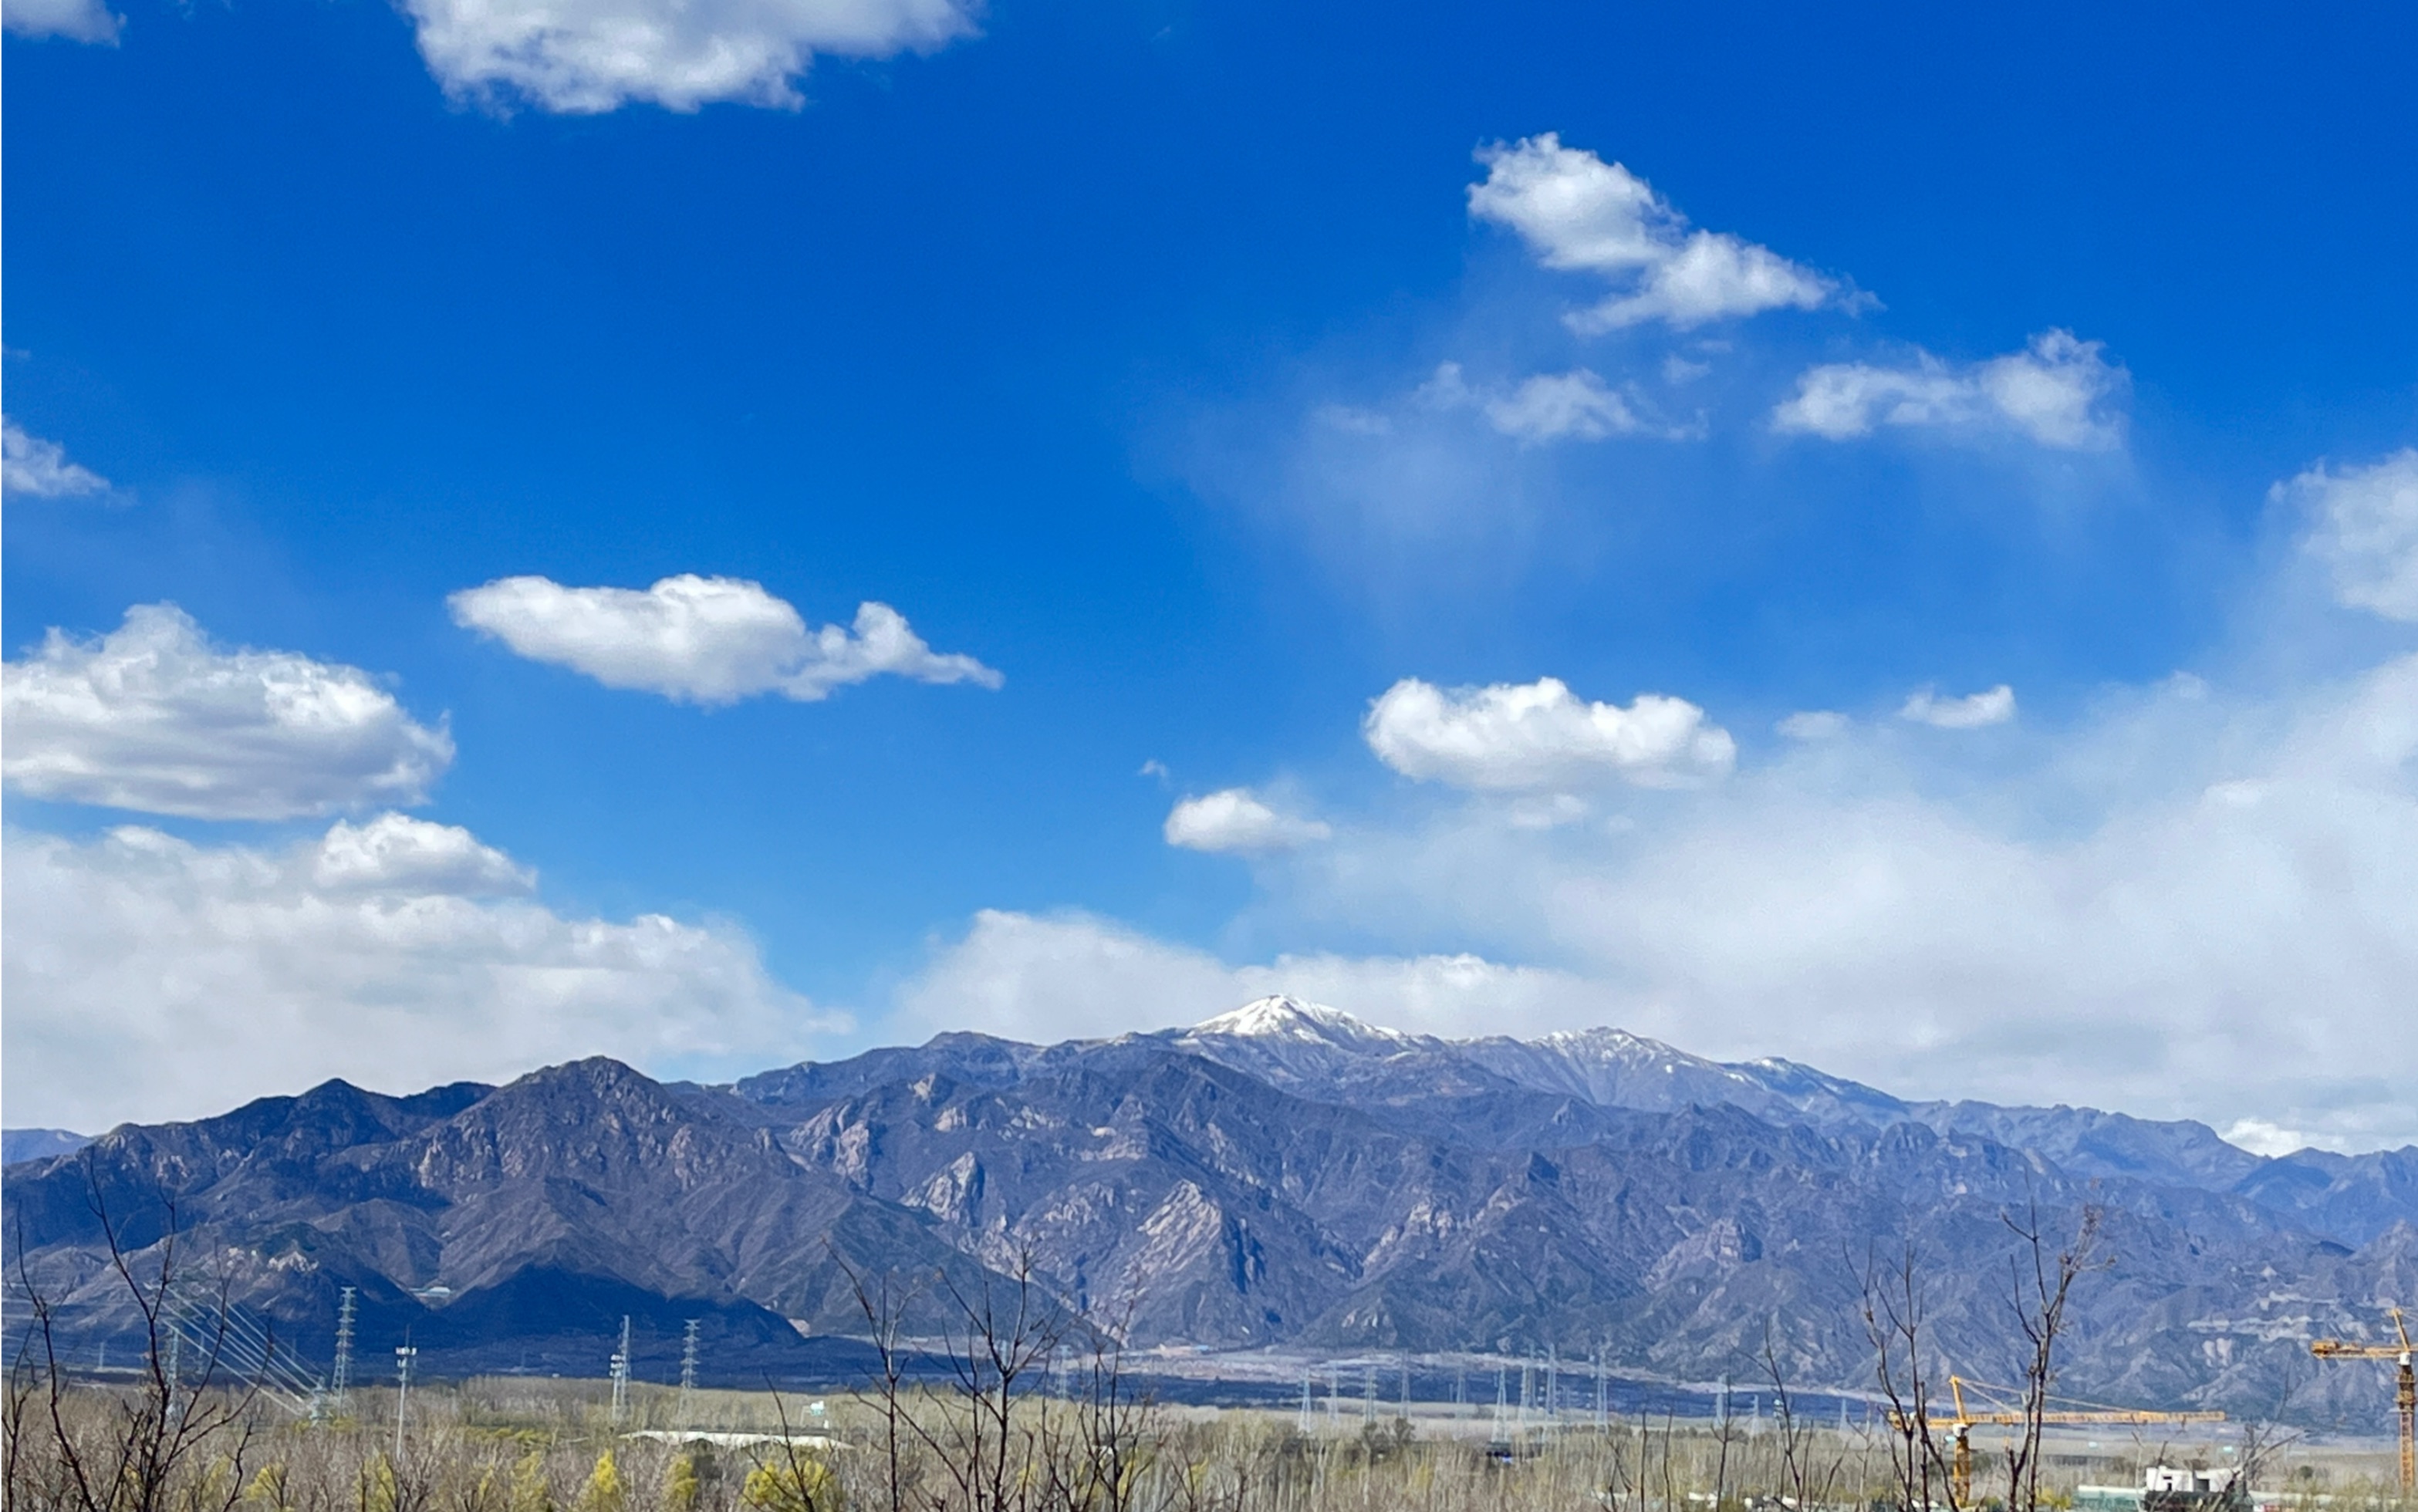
1189 996 1423 1049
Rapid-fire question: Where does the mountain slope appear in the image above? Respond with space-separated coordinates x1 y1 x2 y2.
9 1001 2413 1419
3 1058 984 1380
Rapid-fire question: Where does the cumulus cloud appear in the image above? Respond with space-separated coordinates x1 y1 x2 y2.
2 605 454 820
448 574 1001 705
1163 788 1332 855
400 0 975 112
897 645 2418 1149
1364 676 1736 792
3 418 110 497
894 907 1602 1045
1900 684 2016 729
1 817 827 1129
1773 330 2128 451
2220 1119 2351 1159
311 812 534 894
1467 134 1842 332
1484 656 2418 1149
2281 448 2418 622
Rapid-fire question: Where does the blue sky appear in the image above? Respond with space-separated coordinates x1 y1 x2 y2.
5 0 2415 1149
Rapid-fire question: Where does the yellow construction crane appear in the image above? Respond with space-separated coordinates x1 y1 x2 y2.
1935 1375 2226 1506
2310 1305 2415 1494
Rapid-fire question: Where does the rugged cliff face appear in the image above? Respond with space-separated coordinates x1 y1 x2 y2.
8 998 2413 1416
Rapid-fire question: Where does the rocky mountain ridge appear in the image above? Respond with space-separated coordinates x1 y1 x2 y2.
7 999 2412 1419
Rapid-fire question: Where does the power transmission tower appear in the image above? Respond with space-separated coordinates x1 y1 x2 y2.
609 1316 633 1425
1298 1372 1314 1434
393 1343 417 1461
1361 1363 1376 1423
1491 1365 1509 1443
332 1288 357 1408
677 1319 700 1425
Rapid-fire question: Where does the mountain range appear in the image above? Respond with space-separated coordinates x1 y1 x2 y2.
7 999 2413 1423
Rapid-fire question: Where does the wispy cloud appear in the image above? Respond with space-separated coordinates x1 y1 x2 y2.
1900 683 2016 729
1773 330 2129 451
1416 363 1683 444
895 447 2418 1151
2280 447 2418 623
0 0 120 42
897 907 1601 1047
2 417 110 498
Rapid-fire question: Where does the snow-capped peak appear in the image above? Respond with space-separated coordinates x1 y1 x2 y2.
1187 996 1417 1049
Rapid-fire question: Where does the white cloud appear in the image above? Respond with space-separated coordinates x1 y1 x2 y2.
448 574 1001 705
1 817 828 1129
1163 788 1331 855
1776 710 1849 741
2220 1119 2351 1159
1 0 118 41
1481 370 1644 443
1364 676 1736 792
2281 447 2418 622
3 417 110 496
400 0 975 112
1900 684 2016 729
311 813 533 894
1578 231 1839 335
1774 330 2128 451
1409 362 1690 445
1467 134 1841 331
2 605 454 820
896 647 2418 1150
894 907 1602 1046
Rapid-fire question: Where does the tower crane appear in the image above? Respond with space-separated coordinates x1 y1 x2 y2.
1930 1375 2226 1506
2310 1305 2415 1493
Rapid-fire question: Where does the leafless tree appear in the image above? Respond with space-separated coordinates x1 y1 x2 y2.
5 1155 269 1512
1998 1203 2105 1512
839 1250 930 1512
1037 1298 1165 1512
2228 1355 2307 1505
1707 1379 1741 1512
905 1247 1069 1512
1861 1240 1958 1512
1762 1319 1848 1510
